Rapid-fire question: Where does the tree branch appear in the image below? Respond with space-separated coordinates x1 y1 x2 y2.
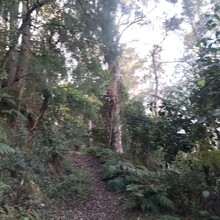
76 0 91 17
19 0 51 31
119 16 145 41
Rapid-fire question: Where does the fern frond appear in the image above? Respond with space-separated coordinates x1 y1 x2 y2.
0 181 10 193
148 184 159 193
123 197 138 210
102 163 119 179
141 199 159 212
0 143 15 155
90 147 116 159
107 177 126 193
22 210 42 220
119 161 136 174
0 93 16 105
156 193 174 209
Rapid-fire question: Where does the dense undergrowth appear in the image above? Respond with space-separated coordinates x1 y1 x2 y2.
0 117 91 220
0 152 90 220
89 146 220 220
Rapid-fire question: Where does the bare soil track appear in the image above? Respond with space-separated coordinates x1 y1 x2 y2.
48 152 128 220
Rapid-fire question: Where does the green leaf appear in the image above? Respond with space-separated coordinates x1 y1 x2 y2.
196 116 207 124
141 199 159 212
123 198 138 210
157 194 174 209
197 79 205 87
214 14 220 21
107 177 126 193
214 5 220 12
149 184 159 193
20 217 30 220
0 143 15 155
211 109 220 116
133 192 145 197
0 181 10 192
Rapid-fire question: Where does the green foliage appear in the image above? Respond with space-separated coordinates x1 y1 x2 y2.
0 143 15 156
190 3 220 131
0 205 41 220
0 118 14 156
164 152 206 213
92 146 174 213
102 160 120 179
88 146 121 162
203 150 220 169
0 181 10 200
92 149 128 193
123 101 155 163
125 166 174 212
107 176 126 193
157 215 180 220
47 170 90 199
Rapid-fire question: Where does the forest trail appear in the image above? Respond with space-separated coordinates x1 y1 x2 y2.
50 152 128 220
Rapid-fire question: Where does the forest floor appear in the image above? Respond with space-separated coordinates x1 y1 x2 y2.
43 152 181 220
44 152 130 220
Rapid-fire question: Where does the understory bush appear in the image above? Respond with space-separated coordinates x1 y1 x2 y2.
125 166 174 212
91 147 174 213
164 152 206 214
0 205 41 220
92 147 220 217
46 169 90 199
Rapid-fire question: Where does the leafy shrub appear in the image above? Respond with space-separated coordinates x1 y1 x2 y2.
158 215 180 220
0 143 15 156
102 158 122 179
92 147 174 213
125 166 174 212
0 205 41 220
95 155 126 193
47 169 90 199
123 101 154 164
164 152 206 214
107 176 126 193
88 146 120 162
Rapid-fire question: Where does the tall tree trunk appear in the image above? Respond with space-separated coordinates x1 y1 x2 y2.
152 53 159 117
5 2 19 89
109 60 123 153
98 0 123 153
88 119 93 148
5 0 48 98
8 2 31 98
150 45 162 117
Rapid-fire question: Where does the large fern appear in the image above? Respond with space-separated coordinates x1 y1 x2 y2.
124 164 174 212
0 143 15 155
0 205 41 220
107 176 126 193
89 147 118 160
0 181 10 197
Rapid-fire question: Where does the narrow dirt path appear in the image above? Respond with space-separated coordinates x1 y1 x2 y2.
50 152 128 220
